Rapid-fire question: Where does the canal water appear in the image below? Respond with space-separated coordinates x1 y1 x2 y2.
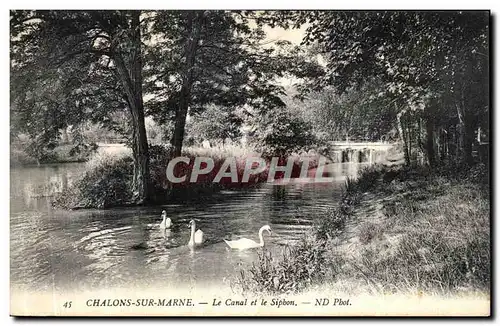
10 162 366 293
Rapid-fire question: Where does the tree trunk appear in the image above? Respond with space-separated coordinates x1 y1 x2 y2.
425 116 435 167
422 99 438 167
113 11 151 204
456 98 473 165
170 11 203 159
396 112 410 165
456 82 477 166
407 118 413 163
396 110 410 166
463 115 475 166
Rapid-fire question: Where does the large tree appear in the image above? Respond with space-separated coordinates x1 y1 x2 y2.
11 10 152 203
144 10 323 158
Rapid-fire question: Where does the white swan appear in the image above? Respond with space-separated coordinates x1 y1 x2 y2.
188 219 204 247
159 210 172 229
224 225 272 250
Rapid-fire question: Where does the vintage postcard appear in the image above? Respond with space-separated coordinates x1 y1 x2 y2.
9 9 491 317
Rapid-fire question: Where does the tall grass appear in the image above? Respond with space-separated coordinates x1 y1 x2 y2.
157 145 320 191
183 144 258 161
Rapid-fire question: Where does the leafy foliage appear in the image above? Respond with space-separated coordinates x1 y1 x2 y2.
252 108 316 157
143 11 324 156
11 10 325 194
10 11 130 152
186 105 243 145
286 82 398 143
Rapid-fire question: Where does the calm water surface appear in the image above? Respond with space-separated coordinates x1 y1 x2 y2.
10 162 366 293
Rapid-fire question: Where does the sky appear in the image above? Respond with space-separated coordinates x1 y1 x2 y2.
263 25 306 45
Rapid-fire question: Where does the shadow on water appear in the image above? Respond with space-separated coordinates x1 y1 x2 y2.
10 162 369 292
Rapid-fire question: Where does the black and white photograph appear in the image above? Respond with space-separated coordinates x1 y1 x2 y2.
8 8 491 317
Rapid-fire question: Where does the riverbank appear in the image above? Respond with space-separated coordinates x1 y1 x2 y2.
236 161 490 297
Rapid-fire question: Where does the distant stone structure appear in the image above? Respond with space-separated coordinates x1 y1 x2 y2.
328 142 395 164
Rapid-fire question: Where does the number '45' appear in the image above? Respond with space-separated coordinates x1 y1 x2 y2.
63 301 72 308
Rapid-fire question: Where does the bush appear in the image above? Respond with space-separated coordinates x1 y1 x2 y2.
54 152 133 209
10 147 38 165
186 104 243 145
355 164 384 191
10 142 97 166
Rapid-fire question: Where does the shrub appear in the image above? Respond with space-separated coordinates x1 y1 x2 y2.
10 147 38 165
54 152 133 209
55 143 318 208
186 104 243 145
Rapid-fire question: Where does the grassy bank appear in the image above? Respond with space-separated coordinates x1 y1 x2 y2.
236 162 490 296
